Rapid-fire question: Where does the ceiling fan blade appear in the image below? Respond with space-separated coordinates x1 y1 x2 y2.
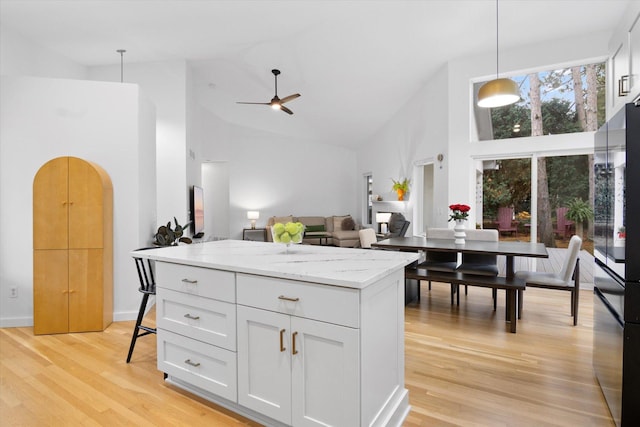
279 93 301 104
236 102 270 105
280 105 294 115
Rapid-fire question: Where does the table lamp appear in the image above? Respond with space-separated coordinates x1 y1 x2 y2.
247 211 260 229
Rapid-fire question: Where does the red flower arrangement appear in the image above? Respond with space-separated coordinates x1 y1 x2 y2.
449 204 471 222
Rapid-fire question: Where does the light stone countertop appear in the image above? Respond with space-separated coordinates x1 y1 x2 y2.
134 239 418 289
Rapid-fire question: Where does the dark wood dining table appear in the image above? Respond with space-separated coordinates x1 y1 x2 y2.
372 236 548 278
372 236 549 331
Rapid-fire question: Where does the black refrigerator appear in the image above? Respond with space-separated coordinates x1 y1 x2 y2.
593 102 640 427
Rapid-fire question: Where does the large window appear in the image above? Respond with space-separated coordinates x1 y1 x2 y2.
480 155 592 250
474 62 606 141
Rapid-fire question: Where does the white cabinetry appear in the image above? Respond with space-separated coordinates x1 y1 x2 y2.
155 262 237 402
236 274 360 427
144 240 415 427
609 9 640 114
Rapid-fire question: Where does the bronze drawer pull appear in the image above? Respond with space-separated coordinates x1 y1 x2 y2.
181 278 198 284
183 313 200 320
184 359 200 367
292 331 299 355
278 295 299 302
280 329 286 352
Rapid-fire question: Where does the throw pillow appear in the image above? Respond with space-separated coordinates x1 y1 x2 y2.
333 215 350 231
341 217 355 231
305 224 325 232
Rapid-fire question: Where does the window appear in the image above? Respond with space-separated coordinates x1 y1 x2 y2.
364 173 373 225
474 62 606 141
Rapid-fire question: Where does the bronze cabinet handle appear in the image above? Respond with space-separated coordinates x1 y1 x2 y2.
181 278 198 284
183 313 200 320
280 329 286 352
278 295 299 302
292 331 299 355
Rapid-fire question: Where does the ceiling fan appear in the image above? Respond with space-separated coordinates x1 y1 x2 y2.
237 69 301 115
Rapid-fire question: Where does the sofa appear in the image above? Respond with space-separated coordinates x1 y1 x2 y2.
266 215 362 248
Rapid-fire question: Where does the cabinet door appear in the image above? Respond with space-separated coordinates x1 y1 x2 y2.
68 157 104 249
33 157 68 250
291 318 360 427
33 250 69 334
237 305 291 425
68 249 104 332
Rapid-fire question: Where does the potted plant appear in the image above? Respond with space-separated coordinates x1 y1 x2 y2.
153 217 192 246
391 178 410 201
565 198 593 239
618 226 626 240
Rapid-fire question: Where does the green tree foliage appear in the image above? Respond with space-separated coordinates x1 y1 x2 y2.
546 155 590 207
483 159 531 219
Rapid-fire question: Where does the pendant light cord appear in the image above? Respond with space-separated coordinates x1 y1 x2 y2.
117 49 126 83
495 0 499 80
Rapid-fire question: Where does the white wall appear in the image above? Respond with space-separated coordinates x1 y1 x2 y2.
88 60 190 228
0 25 87 79
0 76 156 326
196 107 359 237
357 64 451 233
357 32 611 231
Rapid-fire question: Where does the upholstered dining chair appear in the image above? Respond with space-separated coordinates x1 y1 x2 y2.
126 247 157 363
515 235 582 325
420 228 458 299
454 229 499 306
358 228 378 249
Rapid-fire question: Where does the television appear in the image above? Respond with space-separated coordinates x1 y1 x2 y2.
191 185 205 238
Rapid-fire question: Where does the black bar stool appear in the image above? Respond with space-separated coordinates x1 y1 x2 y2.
126 248 157 363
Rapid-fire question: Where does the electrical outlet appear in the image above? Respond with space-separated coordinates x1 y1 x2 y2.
9 286 18 298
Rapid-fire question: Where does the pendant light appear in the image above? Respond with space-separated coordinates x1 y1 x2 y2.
477 0 520 108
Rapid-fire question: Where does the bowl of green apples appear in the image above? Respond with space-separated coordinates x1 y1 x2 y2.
271 221 305 251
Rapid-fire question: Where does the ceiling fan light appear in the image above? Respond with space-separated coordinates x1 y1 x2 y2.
271 103 281 110
477 78 520 108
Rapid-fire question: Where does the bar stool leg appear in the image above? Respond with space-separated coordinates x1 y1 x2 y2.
126 293 150 363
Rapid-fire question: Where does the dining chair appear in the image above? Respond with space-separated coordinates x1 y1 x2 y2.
496 207 517 237
421 227 458 299
515 235 582 325
126 247 157 363
454 229 499 306
358 228 378 249
554 207 575 240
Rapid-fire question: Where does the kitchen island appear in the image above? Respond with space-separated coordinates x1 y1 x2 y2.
135 240 418 427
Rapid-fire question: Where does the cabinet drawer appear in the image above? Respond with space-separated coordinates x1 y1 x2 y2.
157 288 236 351
158 329 237 402
237 274 359 328
156 262 235 303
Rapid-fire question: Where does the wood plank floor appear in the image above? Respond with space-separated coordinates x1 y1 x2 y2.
1 282 613 426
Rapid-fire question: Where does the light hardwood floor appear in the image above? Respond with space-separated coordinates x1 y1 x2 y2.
1 283 614 427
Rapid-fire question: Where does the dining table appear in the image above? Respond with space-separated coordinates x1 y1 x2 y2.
372 236 549 331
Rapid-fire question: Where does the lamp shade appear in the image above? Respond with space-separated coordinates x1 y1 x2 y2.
477 78 520 108
375 212 392 223
247 211 260 220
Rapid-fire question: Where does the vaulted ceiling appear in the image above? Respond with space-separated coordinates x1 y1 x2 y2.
0 0 631 148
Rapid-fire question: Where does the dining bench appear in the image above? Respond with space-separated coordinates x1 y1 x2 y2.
405 263 526 333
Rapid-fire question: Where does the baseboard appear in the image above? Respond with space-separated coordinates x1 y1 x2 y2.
0 316 33 328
